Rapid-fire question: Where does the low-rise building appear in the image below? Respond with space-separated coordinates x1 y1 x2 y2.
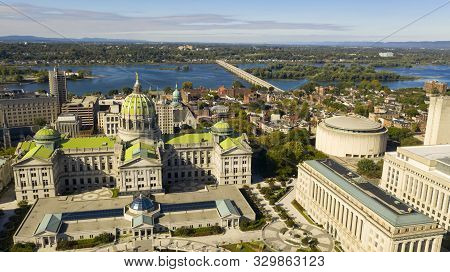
13 186 255 248
296 159 445 252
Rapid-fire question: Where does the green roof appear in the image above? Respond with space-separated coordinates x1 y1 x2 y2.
124 142 156 161
23 145 54 160
34 127 60 141
165 132 212 145
305 160 435 227
18 141 36 153
121 93 154 116
213 120 231 130
60 137 115 149
219 136 243 150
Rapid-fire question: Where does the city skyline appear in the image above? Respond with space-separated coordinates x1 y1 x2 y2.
0 0 449 43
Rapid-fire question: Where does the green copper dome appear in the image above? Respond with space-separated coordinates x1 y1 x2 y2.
121 73 155 117
121 93 155 116
34 126 60 141
171 83 181 106
211 120 233 136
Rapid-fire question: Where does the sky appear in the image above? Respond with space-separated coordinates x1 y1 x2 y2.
0 0 449 43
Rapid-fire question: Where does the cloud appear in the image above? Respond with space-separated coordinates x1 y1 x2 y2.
0 3 349 41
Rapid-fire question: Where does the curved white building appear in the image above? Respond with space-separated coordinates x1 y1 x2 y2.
316 116 387 158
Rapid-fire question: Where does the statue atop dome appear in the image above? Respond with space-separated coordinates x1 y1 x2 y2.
133 72 141 94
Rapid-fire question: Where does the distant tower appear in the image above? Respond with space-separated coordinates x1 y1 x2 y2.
171 83 181 107
424 96 450 145
49 67 68 110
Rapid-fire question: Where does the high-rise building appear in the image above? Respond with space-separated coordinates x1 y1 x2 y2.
424 96 450 145
380 144 450 231
48 67 68 108
296 158 445 252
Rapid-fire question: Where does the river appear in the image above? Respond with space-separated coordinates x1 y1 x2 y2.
1 64 449 96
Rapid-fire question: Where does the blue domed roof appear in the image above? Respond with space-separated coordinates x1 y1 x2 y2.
130 194 154 211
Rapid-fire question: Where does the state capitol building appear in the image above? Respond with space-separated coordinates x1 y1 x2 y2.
11 74 253 202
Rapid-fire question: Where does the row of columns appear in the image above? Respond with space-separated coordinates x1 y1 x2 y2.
397 238 438 252
311 181 363 240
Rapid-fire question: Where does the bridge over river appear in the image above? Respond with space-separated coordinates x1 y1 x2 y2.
216 60 284 92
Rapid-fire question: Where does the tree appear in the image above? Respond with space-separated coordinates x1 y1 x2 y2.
357 159 383 179
388 127 413 142
299 101 309 120
121 87 133 95
182 81 193 90
232 80 244 89
108 89 119 96
400 137 422 146
34 117 47 127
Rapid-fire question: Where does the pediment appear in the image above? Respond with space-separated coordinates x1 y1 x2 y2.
221 146 252 156
13 157 51 167
120 157 162 169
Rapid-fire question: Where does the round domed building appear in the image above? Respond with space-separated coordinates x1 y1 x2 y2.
315 115 387 158
118 73 160 142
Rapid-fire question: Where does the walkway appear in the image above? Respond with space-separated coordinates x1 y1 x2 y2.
262 221 334 252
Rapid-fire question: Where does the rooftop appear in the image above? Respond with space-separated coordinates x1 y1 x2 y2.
399 144 450 161
323 115 384 132
164 132 212 145
60 136 115 149
154 186 255 221
124 142 156 161
304 159 435 227
22 145 54 160
219 136 243 150
15 196 133 238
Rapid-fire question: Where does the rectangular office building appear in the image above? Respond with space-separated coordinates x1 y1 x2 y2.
296 159 445 252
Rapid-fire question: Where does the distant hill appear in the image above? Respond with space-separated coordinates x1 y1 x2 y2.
0 35 449 49
297 41 450 49
0 35 149 43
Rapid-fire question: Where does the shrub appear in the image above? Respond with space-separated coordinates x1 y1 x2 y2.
285 219 295 228
10 242 36 252
56 232 114 251
173 226 224 237
17 200 29 209
239 218 266 232
110 188 119 198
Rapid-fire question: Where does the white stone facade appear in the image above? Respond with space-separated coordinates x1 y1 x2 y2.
296 159 445 252
315 116 387 158
380 145 450 231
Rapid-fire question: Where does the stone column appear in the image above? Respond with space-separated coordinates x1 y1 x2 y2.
424 239 430 252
